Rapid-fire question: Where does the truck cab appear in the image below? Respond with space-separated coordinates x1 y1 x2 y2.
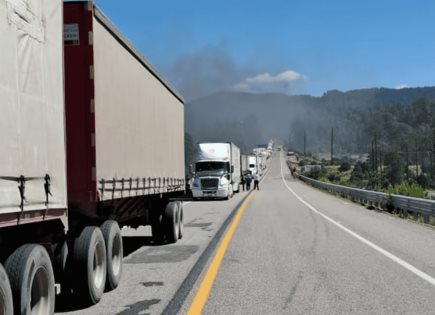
191 143 240 200
191 161 233 199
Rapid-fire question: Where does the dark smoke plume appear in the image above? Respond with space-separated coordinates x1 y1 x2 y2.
169 45 253 101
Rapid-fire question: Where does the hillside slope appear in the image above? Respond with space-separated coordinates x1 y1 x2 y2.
185 87 435 153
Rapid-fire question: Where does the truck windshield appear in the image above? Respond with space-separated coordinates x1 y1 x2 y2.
196 162 229 173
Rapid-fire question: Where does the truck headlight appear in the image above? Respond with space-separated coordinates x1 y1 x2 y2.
220 175 229 186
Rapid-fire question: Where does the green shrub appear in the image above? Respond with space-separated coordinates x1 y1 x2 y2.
306 167 321 180
384 182 426 198
338 161 351 172
328 173 341 182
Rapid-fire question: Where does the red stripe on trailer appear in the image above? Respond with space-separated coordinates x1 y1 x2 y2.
64 2 97 204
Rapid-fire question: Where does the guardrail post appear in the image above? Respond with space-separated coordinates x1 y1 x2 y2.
403 204 408 218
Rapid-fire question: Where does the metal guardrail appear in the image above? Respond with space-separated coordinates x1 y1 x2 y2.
297 174 435 221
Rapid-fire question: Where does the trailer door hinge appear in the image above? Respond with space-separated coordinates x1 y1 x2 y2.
89 65 94 80
88 31 93 45
90 99 95 113
86 2 93 12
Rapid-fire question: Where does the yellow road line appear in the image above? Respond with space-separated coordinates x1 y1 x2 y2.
187 193 254 315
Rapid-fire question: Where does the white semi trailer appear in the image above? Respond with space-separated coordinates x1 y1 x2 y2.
0 2 67 313
248 155 258 175
241 154 250 176
258 153 268 172
191 143 241 199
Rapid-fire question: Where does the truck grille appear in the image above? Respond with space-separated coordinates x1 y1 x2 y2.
200 178 219 189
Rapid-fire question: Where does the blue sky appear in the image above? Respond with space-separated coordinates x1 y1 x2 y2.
95 0 435 100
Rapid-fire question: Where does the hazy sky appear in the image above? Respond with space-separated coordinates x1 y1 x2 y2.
95 0 435 100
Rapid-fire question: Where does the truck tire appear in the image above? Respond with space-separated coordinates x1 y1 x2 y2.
0 263 13 315
5 244 55 315
152 214 165 244
164 202 179 243
178 202 184 239
101 221 123 291
73 226 107 305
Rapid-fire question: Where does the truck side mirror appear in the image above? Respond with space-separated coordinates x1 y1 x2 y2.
231 165 234 173
189 164 195 174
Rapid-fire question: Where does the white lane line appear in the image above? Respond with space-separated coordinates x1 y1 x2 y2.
279 154 435 287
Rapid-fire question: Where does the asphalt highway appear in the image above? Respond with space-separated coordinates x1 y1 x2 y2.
197 152 435 314
57 151 435 314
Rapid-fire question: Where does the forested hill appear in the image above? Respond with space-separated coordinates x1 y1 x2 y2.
317 87 435 109
185 87 435 154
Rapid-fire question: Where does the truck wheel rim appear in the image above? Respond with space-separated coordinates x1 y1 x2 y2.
111 234 122 276
0 292 6 315
179 207 184 236
175 207 180 237
93 241 105 289
30 267 50 315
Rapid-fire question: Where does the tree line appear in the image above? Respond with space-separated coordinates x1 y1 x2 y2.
297 98 435 195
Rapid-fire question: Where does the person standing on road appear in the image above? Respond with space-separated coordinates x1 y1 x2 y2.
253 173 260 190
245 173 252 190
240 175 246 191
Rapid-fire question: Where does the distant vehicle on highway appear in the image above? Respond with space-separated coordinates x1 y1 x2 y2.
241 154 250 176
248 155 259 175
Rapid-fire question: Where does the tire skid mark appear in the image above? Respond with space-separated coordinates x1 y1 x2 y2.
283 273 303 310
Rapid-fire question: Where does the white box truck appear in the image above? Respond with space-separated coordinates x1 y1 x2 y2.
259 152 268 171
241 154 250 176
191 143 241 199
248 155 258 175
